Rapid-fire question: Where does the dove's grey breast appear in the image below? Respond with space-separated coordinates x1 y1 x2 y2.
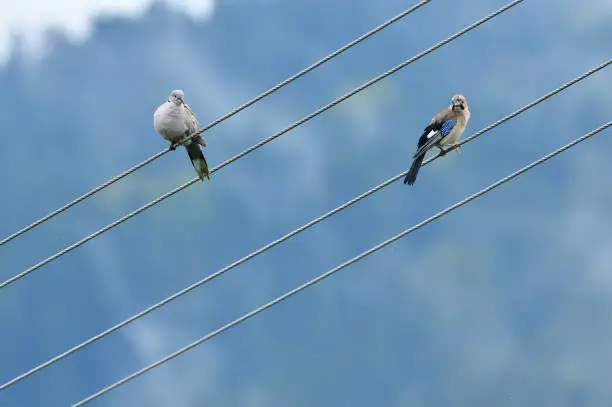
153 102 189 143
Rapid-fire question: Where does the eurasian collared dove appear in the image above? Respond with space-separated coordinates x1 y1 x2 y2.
154 89 210 181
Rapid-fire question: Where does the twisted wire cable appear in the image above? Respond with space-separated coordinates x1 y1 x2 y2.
72 121 612 407
7 46 605 395
0 0 524 290
0 0 431 247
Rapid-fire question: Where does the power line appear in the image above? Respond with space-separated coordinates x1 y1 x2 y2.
0 0 431 248
426 58 612 160
71 121 612 407
0 0 524 290
3 57 606 391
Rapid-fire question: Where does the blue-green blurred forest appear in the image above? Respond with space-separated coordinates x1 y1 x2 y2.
1 0 611 406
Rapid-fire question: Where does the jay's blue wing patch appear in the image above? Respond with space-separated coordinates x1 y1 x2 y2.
413 119 457 159
440 119 456 137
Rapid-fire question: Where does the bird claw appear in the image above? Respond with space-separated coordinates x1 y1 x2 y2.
439 145 462 157
169 135 188 151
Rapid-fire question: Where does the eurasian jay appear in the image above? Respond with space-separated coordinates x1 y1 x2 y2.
404 94 470 185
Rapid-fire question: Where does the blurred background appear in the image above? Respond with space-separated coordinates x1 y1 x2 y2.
1 0 611 405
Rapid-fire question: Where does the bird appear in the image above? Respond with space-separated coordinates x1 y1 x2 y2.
404 94 470 185
154 89 210 181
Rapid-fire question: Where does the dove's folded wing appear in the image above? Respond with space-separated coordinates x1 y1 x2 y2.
184 103 200 134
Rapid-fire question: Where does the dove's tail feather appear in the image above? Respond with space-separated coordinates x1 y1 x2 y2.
404 153 425 185
185 143 210 181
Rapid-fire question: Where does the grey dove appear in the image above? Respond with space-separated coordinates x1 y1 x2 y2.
154 89 210 180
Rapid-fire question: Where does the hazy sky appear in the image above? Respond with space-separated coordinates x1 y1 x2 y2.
0 0 215 62
0 0 608 64
0 1 610 405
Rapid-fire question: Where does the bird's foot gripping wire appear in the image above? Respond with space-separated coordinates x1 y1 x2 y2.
169 135 187 151
438 144 463 157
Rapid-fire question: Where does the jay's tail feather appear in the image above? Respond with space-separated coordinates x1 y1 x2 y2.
404 153 425 185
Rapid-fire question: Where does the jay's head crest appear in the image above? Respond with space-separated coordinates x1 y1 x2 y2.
451 94 467 111
168 89 185 105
